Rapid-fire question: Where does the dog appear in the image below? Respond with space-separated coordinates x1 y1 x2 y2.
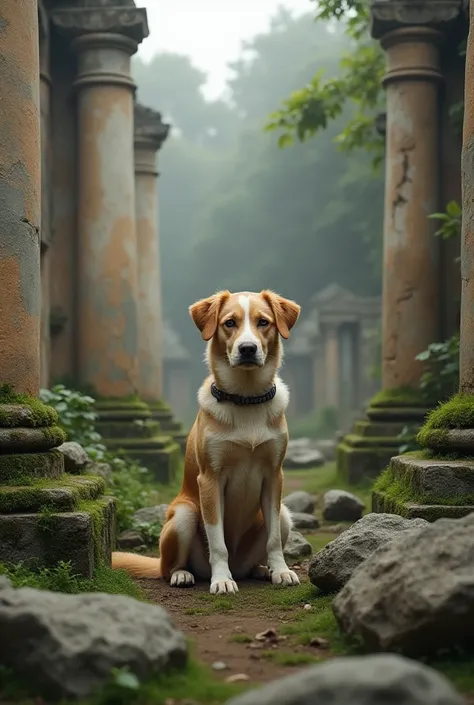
112 289 301 594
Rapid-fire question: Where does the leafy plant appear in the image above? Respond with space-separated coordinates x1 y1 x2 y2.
39 384 104 456
429 200 462 241
416 335 460 405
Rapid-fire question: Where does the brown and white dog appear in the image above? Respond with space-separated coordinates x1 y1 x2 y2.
112 289 301 594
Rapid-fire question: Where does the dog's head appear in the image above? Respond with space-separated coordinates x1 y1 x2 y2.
189 290 300 370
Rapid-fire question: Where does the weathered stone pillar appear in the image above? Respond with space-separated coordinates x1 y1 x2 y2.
134 104 169 402
337 0 462 484
0 0 114 576
324 325 339 410
39 3 52 389
51 7 181 481
373 1 474 521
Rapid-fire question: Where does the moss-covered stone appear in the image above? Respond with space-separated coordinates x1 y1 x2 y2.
417 394 474 455
0 425 66 452
0 475 106 513
0 495 115 577
0 450 64 484
372 489 474 521
370 386 425 409
123 442 181 484
0 386 58 428
337 441 400 484
97 419 161 440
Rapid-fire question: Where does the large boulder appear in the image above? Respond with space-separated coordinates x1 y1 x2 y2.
309 513 428 593
333 512 474 655
283 491 316 515
322 489 364 522
284 530 312 562
132 504 169 526
224 654 462 705
57 442 89 474
0 582 187 698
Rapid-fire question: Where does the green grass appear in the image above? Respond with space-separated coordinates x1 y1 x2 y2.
0 561 145 601
230 633 253 644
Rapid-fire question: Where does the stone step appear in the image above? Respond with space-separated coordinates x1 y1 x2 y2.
0 450 64 484
344 434 405 449
0 475 106 513
372 489 474 522
0 496 115 578
353 420 406 438
390 454 474 502
0 425 65 452
104 435 175 451
97 408 151 422
337 442 399 484
124 443 181 483
367 406 428 423
96 420 161 440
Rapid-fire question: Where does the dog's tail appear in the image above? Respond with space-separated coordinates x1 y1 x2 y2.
111 552 162 579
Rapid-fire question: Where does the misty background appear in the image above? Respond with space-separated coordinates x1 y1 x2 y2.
132 1 384 405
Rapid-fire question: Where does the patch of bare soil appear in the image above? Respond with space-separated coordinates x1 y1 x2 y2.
138 560 328 686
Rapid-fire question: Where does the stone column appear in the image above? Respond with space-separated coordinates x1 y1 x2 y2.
51 7 181 483
39 4 52 389
337 0 462 484
0 0 114 577
134 104 169 402
324 325 340 410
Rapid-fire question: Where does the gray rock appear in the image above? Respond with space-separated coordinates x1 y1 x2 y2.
333 512 474 656
133 504 169 526
57 441 89 474
0 576 12 591
0 584 187 698
291 513 320 531
118 529 145 550
283 491 316 515
284 447 325 469
314 439 337 461
323 489 364 522
86 462 113 483
224 653 462 705
284 530 312 561
309 513 428 593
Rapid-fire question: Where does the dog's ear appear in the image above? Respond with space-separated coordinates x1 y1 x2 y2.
189 291 230 341
261 290 300 340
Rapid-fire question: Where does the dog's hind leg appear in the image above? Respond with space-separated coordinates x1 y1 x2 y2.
160 503 199 587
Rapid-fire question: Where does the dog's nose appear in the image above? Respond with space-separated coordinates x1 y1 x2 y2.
238 342 258 357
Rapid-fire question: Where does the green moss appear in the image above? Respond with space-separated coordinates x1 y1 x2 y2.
0 475 105 513
0 449 63 484
370 386 424 409
419 393 474 431
372 466 474 507
0 384 58 427
78 498 111 564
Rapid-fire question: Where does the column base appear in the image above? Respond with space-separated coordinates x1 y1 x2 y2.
147 400 188 453
372 453 474 522
336 388 428 484
0 393 115 577
96 399 181 484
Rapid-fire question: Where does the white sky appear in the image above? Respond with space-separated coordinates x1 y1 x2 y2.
135 0 314 99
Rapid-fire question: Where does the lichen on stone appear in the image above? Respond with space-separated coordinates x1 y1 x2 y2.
0 384 58 428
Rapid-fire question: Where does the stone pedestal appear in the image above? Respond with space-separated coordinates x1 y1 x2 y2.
373 0 473 521
337 2 456 483
0 1 115 576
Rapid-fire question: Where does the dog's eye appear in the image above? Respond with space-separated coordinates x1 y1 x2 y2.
258 318 269 328
224 319 235 328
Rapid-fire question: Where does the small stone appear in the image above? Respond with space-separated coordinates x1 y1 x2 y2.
86 462 113 483
133 504 169 526
283 530 312 561
117 529 145 550
57 442 89 474
309 636 329 648
322 489 364 522
212 661 228 671
283 491 316 515
255 628 277 642
284 447 325 469
291 513 320 530
303 604 311 610
226 673 250 683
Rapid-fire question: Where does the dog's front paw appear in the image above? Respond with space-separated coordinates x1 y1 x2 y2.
210 578 239 595
170 570 195 587
271 569 300 587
